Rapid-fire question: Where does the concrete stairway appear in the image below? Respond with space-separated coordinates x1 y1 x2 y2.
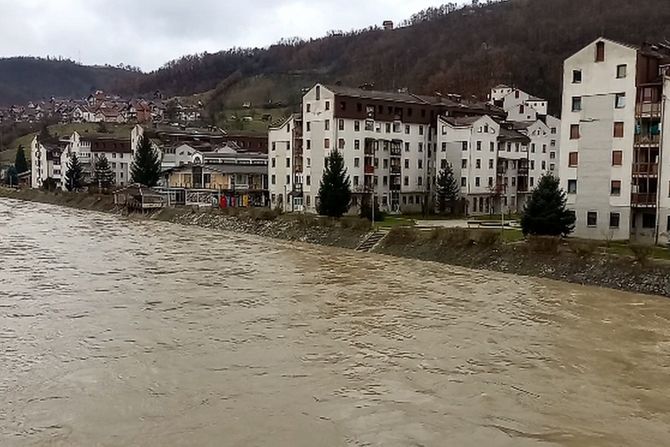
356 230 389 253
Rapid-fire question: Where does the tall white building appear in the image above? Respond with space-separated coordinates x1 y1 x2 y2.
559 38 670 243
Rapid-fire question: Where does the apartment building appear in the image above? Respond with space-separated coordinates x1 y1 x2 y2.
560 38 670 243
268 84 505 215
31 131 134 190
268 114 303 211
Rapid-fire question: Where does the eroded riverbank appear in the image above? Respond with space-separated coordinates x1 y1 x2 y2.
3 188 670 297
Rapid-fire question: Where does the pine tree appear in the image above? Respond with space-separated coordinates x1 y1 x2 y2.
131 136 161 187
64 153 85 191
435 164 460 214
521 174 576 236
317 150 351 218
93 154 115 189
14 146 28 174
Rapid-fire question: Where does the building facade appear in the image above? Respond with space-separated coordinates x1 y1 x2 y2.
560 38 670 243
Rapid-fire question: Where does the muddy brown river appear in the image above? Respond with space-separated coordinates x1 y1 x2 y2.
1 198 670 446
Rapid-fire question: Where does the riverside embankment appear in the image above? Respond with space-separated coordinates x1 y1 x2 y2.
3 187 670 297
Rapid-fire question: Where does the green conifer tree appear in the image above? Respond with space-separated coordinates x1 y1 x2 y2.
93 154 116 189
317 150 351 218
64 153 85 191
435 164 460 214
130 136 161 187
521 174 575 236
14 145 28 174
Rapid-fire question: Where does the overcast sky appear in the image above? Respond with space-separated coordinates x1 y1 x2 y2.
0 0 452 72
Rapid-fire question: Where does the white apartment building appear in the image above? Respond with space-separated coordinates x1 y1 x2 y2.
560 37 670 243
31 127 142 190
268 114 303 212
271 84 446 214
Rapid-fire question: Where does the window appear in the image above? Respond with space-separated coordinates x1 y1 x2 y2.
568 179 577 194
404 176 409 186
325 101 330 111
617 64 627 79
595 41 605 62
442 142 447 152
615 93 626 109
271 175 276 185
404 159 410 169
419 126 424 136
614 122 624 138
405 125 410 135
354 121 360 132
488 177 493 187
476 141 482 151
643 213 656 229
531 144 536 153
418 176 423 186
461 159 467 169
461 177 466 187
542 144 547 154
306 122 311 132
462 142 468 151
354 158 360 168
441 159 447 169
476 159 481 169
315 86 321 100
572 97 582 112
475 177 480 187
570 124 580 139
610 213 621 229
542 161 546 170
385 123 391 133
418 159 423 169
611 180 621 196
306 140 311 150
405 143 410 152
325 120 330 131
489 159 494 169
324 138 330 149
573 70 582 84
306 103 311 113
306 175 311 186
418 143 423 153
353 176 359 186
530 161 535 170
338 138 345 149
612 150 623 166
587 211 598 227
667 215 670 232
568 152 578 167
530 177 535 188
272 142 276 151
338 119 344 131
286 158 290 168
286 175 291 185
354 140 360 150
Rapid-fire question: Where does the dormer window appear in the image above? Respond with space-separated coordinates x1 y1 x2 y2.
596 41 605 62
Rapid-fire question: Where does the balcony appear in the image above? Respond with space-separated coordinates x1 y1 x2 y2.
635 134 661 146
636 102 662 118
632 162 659 177
389 183 401 191
631 193 657 207
364 165 375 175
389 166 401 175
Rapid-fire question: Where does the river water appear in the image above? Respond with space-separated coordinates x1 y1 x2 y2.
1 198 670 446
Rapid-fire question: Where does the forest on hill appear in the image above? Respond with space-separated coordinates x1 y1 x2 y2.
130 0 670 117
2 0 670 115
0 57 144 105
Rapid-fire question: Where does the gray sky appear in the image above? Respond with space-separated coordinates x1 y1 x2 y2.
0 0 451 72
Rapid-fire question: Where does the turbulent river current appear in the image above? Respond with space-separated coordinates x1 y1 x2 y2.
1 198 669 446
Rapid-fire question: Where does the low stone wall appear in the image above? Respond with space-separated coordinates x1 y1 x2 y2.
3 188 670 298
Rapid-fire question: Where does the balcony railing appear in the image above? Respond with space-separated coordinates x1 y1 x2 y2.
636 102 662 118
635 134 661 146
389 166 401 174
631 193 657 207
632 163 659 176
364 165 375 175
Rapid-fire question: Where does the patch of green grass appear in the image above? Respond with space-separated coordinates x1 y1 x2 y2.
502 228 525 243
375 216 416 229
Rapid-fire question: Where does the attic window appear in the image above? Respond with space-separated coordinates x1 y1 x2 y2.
596 42 605 62
315 86 321 100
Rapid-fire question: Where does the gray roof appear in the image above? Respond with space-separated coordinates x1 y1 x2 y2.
167 163 267 175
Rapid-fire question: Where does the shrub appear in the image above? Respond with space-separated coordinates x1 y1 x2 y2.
631 244 654 266
474 230 501 248
527 235 561 254
360 203 386 222
569 240 600 258
386 226 417 245
341 217 371 232
249 208 278 221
